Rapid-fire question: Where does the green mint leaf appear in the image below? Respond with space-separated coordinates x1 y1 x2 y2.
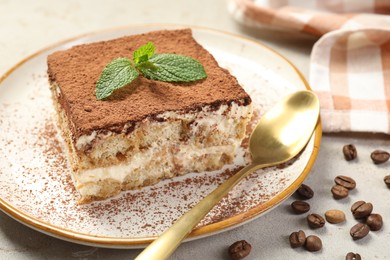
137 54 149 63
96 57 139 100
133 42 155 64
137 54 207 82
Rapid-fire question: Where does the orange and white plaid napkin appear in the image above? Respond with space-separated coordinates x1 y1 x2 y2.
229 0 390 133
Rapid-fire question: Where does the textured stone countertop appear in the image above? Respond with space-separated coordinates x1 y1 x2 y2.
0 1 388 259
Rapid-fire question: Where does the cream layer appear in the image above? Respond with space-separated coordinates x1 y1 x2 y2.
73 103 252 198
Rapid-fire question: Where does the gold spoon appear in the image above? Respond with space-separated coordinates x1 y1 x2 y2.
136 90 320 260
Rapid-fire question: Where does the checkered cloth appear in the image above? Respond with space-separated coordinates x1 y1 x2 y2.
230 0 390 133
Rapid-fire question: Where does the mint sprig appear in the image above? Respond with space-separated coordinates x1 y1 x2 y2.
96 42 207 100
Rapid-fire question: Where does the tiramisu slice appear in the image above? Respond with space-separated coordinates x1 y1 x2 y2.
47 29 253 204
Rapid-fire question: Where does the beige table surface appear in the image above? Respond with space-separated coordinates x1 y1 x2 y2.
0 1 389 259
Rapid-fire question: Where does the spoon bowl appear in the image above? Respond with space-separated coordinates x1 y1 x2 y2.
136 90 320 260
250 90 320 165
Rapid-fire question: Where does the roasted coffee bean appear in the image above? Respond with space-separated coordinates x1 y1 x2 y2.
325 209 346 224
371 150 390 164
305 235 322 252
343 144 357 161
384 175 390 188
334 175 356 190
346 252 362 260
351 201 373 219
295 184 314 200
367 213 383 231
289 230 306 248
331 184 349 199
228 240 252 260
350 223 369 240
307 213 325 229
291 201 310 214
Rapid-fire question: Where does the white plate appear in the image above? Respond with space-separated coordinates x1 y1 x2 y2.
0 25 321 248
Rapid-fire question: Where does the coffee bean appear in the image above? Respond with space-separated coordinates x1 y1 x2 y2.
367 213 383 231
228 240 252 260
295 184 314 200
343 144 357 161
384 175 390 188
351 201 373 219
307 213 325 229
289 230 306 248
325 209 346 224
371 150 390 164
305 235 322 252
291 201 310 214
346 252 362 260
350 223 369 240
334 175 356 190
331 184 349 199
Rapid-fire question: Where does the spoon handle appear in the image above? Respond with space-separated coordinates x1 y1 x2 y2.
136 163 265 260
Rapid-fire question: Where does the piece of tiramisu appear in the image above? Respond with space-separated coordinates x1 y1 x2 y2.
47 29 253 204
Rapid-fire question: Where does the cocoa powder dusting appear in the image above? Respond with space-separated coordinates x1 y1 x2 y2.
47 29 251 139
